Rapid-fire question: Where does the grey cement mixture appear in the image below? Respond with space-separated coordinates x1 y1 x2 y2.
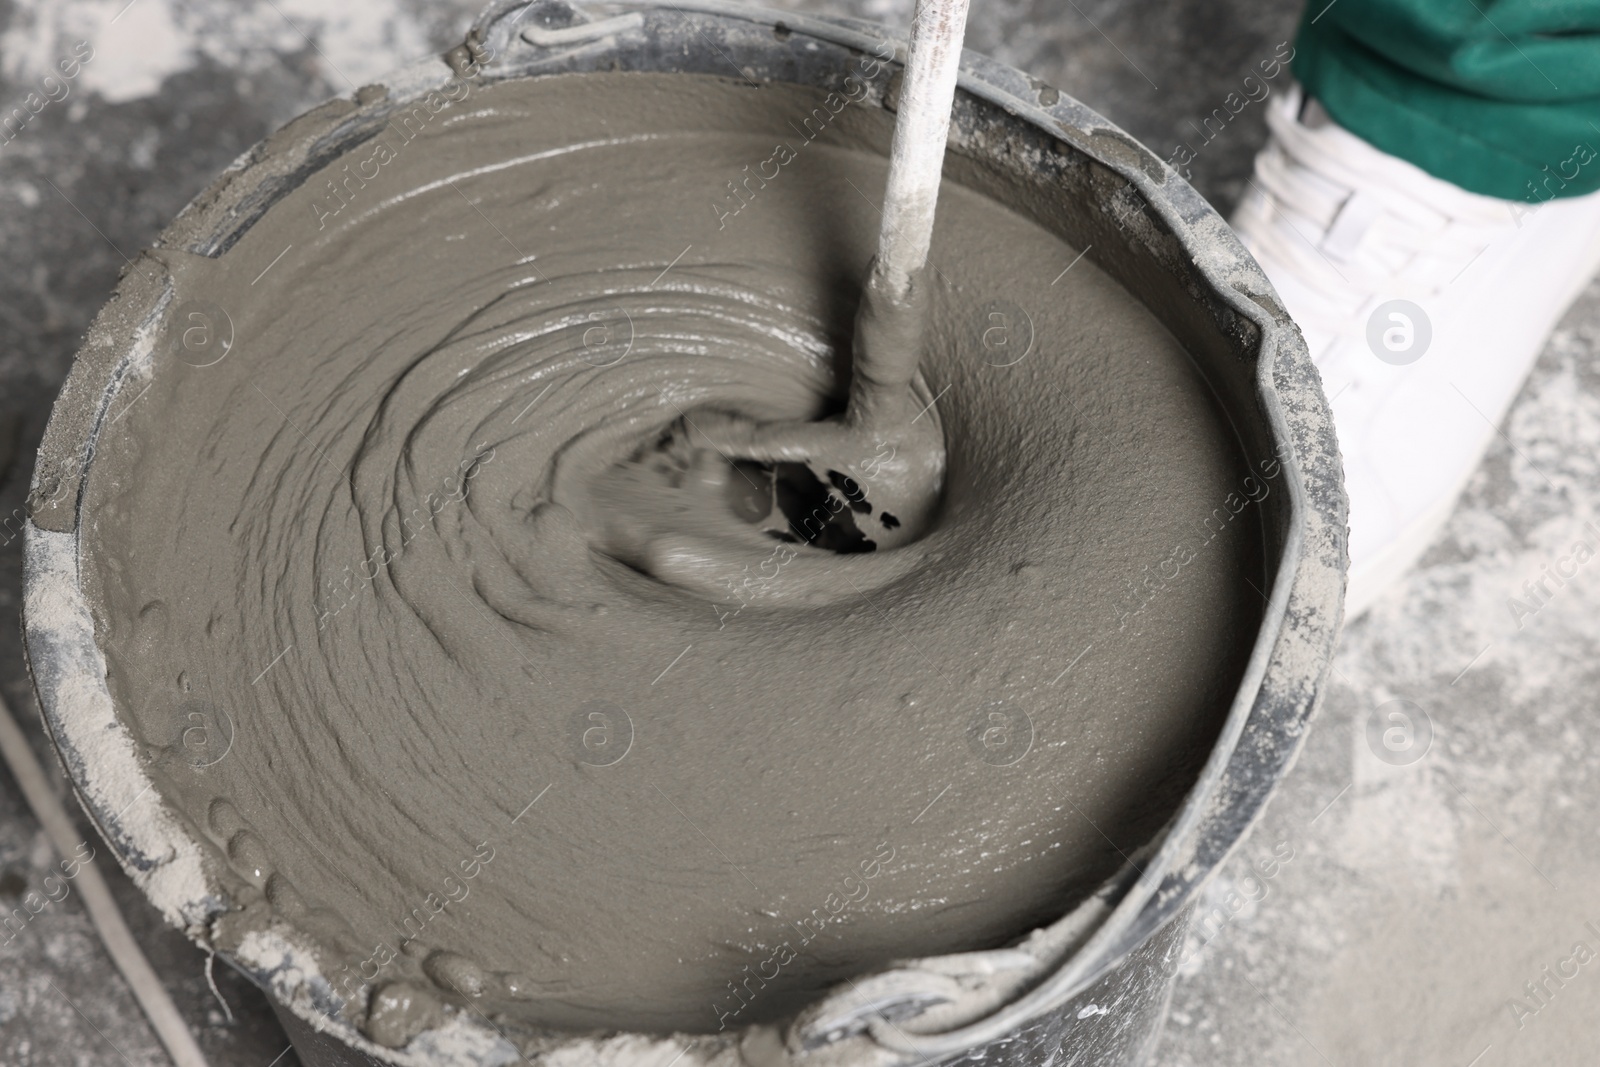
79 71 1259 1044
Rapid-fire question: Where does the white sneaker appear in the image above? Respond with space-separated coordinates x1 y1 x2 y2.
1232 82 1600 619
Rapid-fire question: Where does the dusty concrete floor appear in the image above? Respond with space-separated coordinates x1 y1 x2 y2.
0 0 1595 1064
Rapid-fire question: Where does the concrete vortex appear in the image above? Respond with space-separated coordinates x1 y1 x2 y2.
79 72 1263 1044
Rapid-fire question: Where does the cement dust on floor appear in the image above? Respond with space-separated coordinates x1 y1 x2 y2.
2 0 1598 1064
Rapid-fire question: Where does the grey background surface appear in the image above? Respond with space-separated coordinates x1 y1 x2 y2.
0 0 1595 1064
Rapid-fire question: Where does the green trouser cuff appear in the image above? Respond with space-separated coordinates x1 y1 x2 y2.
1293 10 1600 202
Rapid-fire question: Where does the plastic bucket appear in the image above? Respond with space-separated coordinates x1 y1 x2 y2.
22 1 1346 1063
